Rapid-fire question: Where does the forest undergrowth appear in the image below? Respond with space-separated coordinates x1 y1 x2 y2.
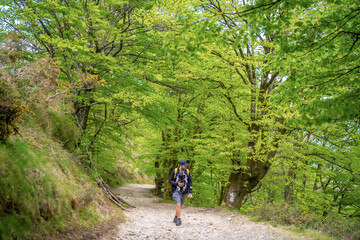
239 201 360 240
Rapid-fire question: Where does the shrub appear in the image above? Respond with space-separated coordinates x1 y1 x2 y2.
249 201 360 240
0 80 27 143
320 215 360 240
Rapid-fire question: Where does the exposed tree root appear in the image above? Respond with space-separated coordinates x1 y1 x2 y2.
96 176 136 210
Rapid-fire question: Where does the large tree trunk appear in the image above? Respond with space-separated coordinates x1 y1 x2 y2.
74 102 91 130
73 83 94 131
225 146 274 208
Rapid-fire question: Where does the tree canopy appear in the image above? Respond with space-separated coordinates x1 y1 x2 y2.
1 0 359 238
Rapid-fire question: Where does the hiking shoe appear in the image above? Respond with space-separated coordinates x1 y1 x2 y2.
173 216 177 223
175 218 182 226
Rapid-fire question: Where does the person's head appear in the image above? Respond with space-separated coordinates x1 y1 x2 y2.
179 160 189 170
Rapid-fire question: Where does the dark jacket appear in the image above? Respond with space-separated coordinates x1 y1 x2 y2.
169 166 193 194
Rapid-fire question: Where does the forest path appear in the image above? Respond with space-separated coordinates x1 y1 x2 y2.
111 184 305 240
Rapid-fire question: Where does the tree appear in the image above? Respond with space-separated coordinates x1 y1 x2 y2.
0 0 158 131
180 0 293 208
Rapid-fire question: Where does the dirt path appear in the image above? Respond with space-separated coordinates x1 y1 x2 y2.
111 185 303 240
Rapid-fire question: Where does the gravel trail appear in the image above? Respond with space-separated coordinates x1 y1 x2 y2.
112 184 303 240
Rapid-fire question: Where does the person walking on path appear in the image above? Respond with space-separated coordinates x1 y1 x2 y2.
169 160 193 226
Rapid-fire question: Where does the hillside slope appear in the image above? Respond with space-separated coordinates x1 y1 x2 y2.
0 120 123 239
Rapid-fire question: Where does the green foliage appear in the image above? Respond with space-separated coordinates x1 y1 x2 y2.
274 0 360 124
189 180 220 208
93 146 139 187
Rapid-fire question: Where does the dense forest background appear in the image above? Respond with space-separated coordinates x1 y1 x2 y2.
1 0 359 239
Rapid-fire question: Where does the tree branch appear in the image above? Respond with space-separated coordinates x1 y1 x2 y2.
304 153 353 173
46 88 70 101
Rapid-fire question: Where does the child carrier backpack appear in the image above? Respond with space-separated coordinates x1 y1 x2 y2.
174 167 189 179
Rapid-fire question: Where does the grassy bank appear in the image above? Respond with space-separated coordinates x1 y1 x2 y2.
0 120 124 239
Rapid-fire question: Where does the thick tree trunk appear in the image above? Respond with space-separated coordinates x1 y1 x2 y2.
74 104 91 130
225 139 276 208
223 75 285 209
225 158 271 208
73 87 93 131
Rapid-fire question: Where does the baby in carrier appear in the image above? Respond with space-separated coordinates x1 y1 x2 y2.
176 171 187 193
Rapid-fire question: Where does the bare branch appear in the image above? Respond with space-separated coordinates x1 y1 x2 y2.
46 88 70 101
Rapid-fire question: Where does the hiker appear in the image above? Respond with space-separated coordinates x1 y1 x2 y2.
169 160 193 226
